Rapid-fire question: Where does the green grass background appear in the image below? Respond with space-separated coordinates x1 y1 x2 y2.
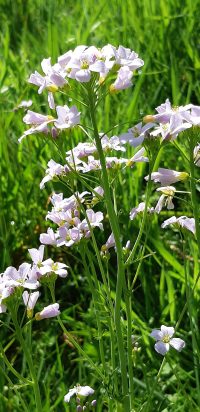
0 0 200 411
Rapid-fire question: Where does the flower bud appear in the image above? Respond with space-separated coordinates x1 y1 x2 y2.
91 399 97 407
47 84 58 93
143 115 155 123
35 303 60 320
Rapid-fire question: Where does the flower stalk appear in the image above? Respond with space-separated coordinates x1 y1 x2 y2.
87 84 129 409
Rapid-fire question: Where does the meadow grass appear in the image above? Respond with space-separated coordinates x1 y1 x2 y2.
0 1 200 411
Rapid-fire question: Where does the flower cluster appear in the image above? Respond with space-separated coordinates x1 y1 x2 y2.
0 245 67 316
29 45 144 102
120 99 200 147
19 105 80 142
40 138 148 188
129 166 195 237
13 42 200 406
40 190 104 248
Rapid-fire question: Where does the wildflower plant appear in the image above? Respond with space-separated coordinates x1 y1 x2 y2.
1 43 200 411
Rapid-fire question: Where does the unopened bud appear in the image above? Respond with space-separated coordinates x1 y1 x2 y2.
47 84 58 93
143 115 155 123
109 84 118 94
91 399 97 407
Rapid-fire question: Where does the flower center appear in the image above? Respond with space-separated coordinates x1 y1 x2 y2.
162 334 170 343
81 60 89 69
51 263 58 271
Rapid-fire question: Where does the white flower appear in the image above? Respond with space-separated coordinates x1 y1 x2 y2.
64 384 94 403
155 186 176 213
150 325 185 355
23 291 40 318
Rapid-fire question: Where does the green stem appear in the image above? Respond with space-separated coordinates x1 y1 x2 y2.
10 309 42 412
125 159 155 267
0 342 32 386
81 246 107 372
145 357 166 411
124 285 134 410
184 258 200 405
189 139 200 253
88 86 129 408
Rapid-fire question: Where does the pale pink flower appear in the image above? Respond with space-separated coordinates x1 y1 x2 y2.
28 57 67 108
105 233 115 249
150 117 191 141
0 283 14 313
4 263 39 290
66 142 96 159
40 260 68 278
145 168 189 186
150 325 185 355
115 45 144 71
110 66 133 91
40 228 58 245
130 202 154 220
57 227 82 247
120 122 155 147
182 105 200 125
152 99 193 124
80 209 104 234
28 245 45 266
101 134 126 152
161 216 195 235
35 303 60 320
105 156 128 169
54 105 80 129
66 45 106 82
19 110 55 143
40 160 66 189
127 147 149 166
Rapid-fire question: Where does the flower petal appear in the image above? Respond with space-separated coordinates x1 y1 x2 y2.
78 386 94 397
64 388 76 403
161 325 174 337
170 338 185 352
150 329 163 341
154 341 170 355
